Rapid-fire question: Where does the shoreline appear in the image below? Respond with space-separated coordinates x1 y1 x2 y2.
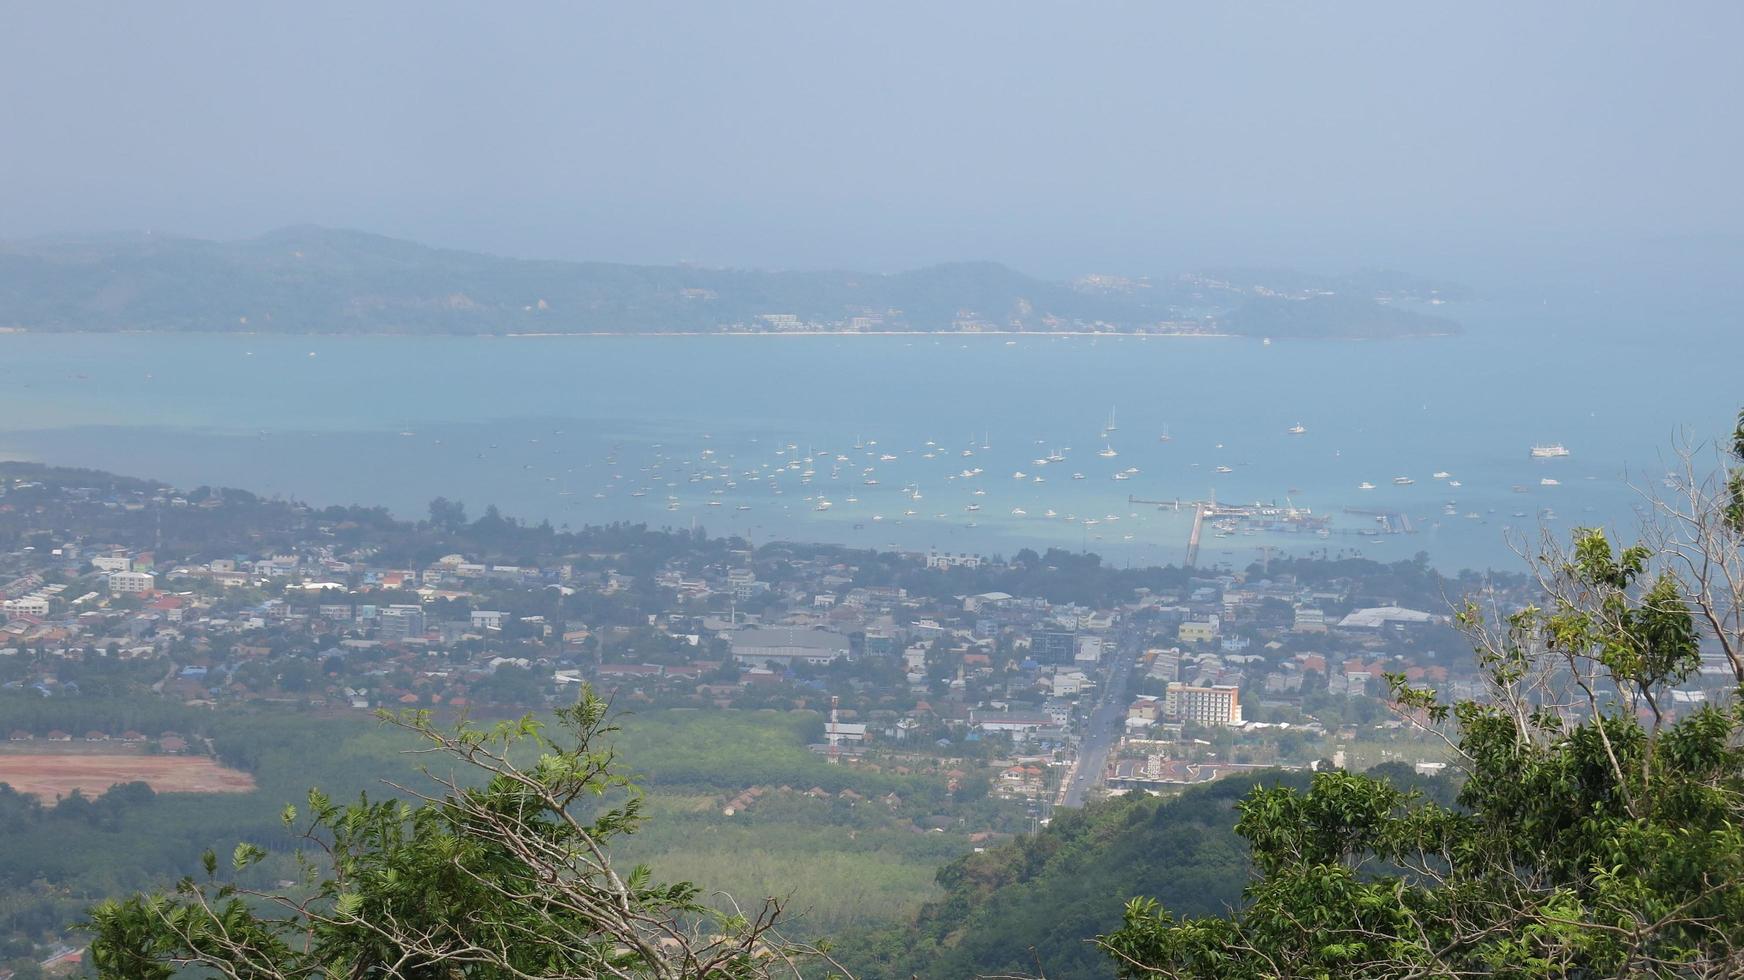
0 328 1460 341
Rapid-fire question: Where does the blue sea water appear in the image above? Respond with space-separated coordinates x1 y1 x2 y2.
0 290 1737 574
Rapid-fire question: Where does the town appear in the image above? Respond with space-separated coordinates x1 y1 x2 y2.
0 463 1602 813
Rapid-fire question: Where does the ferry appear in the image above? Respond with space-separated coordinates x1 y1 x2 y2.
1358 482 1377 490
1531 443 1571 458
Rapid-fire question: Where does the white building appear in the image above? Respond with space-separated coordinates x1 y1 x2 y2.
1162 682 1244 727
108 571 156 595
2 596 50 617
91 555 133 574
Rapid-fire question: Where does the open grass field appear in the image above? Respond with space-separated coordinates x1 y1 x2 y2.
0 750 256 799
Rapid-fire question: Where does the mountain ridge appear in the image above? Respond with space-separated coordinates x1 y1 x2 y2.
0 226 1462 338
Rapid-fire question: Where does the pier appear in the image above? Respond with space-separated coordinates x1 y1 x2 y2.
1185 501 1208 566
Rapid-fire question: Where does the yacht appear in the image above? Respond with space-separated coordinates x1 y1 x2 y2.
1530 443 1571 458
1013 471 1027 479
1098 443 1119 458
814 499 833 511
1158 425 1173 443
1072 472 1086 480
1105 407 1118 432
1287 423 1306 435
1215 465 1234 474
1393 476 1416 486
1113 472 1131 481
1011 507 1027 516
1449 480 1463 488
967 503 981 512
1358 481 1377 490
1540 477 1561 486
1432 471 1451 480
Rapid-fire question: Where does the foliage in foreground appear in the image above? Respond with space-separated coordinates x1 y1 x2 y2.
87 689 835 979
1102 413 1744 978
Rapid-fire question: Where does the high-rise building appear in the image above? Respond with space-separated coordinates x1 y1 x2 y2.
378 604 426 641
1162 682 1243 727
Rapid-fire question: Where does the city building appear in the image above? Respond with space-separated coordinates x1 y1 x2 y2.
1162 682 1243 727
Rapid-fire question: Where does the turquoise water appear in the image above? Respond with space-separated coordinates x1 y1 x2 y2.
0 295 1736 573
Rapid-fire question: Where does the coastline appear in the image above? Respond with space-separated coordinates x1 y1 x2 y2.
0 327 1462 341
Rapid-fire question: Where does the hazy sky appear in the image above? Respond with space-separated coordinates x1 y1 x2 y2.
2 2 1740 275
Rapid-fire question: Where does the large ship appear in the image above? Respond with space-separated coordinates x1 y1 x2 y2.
1530 443 1571 458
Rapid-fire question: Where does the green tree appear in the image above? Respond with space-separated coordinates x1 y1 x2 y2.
1100 414 1744 978
86 689 838 978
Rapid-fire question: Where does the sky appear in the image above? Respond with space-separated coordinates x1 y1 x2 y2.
2 1 1741 277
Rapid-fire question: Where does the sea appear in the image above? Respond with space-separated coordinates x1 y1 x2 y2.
1 286 1738 575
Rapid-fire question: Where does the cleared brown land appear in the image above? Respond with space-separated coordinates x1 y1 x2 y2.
0 752 255 800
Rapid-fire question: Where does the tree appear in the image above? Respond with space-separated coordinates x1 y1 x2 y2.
86 688 840 978
1101 412 1744 978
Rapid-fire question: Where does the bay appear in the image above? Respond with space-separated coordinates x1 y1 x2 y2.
0 291 1734 573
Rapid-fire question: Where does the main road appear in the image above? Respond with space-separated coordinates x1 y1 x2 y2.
1060 626 1142 808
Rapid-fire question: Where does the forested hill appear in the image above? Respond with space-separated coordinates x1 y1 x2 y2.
0 227 1459 338
836 764 1457 980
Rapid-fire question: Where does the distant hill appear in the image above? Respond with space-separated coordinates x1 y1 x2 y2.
0 227 1461 338
835 764 1459 980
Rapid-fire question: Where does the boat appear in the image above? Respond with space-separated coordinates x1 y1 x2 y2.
1215 465 1233 474
1393 476 1415 486
1432 471 1451 480
1531 443 1571 458
1359 482 1377 490
1044 509 1057 518
1449 480 1463 488
1013 471 1027 479
1011 507 1027 516
1098 443 1119 458
966 503 981 512
1113 472 1131 481
814 500 833 511
1540 477 1560 486
736 505 751 511
1287 423 1306 435
1072 472 1086 480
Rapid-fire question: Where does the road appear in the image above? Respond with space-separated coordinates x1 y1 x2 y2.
1060 626 1141 808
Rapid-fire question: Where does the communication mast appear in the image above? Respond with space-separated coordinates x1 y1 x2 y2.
827 694 841 765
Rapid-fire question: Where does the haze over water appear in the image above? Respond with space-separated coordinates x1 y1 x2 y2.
2 282 1736 573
